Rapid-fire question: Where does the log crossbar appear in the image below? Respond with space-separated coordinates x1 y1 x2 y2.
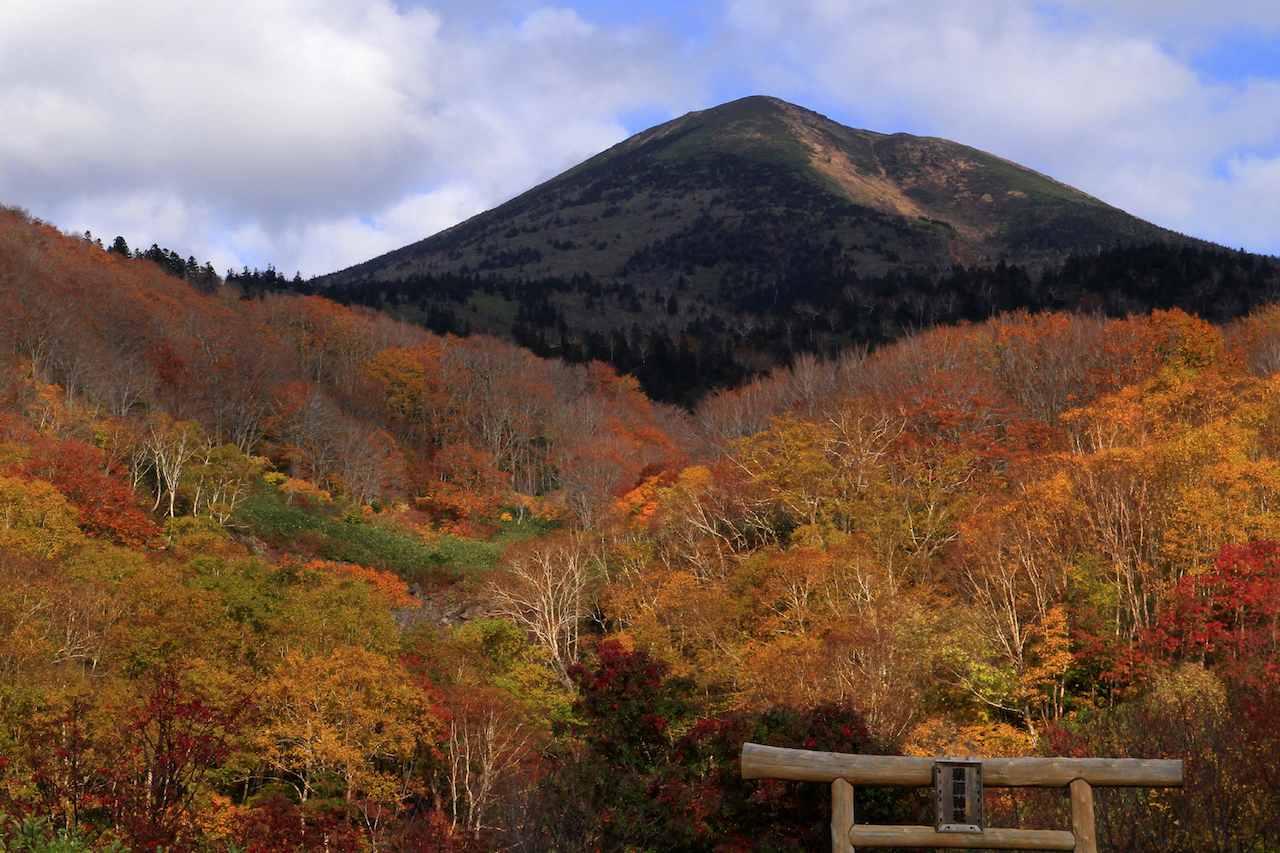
740 743 1182 853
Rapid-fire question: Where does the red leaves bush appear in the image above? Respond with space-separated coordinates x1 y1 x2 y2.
21 438 159 546
1140 540 1280 693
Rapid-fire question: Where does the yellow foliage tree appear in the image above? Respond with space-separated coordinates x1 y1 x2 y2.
0 475 82 558
255 646 435 804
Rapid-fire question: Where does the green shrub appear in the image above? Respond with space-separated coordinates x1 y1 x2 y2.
0 815 125 853
233 490 500 583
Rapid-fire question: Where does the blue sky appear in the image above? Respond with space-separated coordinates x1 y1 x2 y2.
2 0 1279 277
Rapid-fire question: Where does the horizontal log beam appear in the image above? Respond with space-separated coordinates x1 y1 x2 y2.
848 825 1076 850
740 743 1183 788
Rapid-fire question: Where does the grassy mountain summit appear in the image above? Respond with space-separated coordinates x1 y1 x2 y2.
318 96 1261 406
328 95 1188 286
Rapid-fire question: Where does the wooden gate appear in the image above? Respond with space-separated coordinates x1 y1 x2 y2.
740 743 1182 852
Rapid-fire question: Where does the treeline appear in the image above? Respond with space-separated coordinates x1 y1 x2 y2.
98 233 222 292
320 241 1280 406
96 230 311 299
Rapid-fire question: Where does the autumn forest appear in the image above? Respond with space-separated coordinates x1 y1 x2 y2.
2 204 1280 852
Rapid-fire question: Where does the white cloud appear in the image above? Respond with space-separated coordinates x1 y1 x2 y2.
1190 150 1280 250
515 6 597 40
0 0 687 275
1046 0 1280 44
3 0 1279 277
262 184 496 278
0 0 442 212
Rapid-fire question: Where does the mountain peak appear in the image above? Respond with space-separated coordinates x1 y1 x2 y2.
627 95 1116 250
317 97 1209 403
330 94 1185 288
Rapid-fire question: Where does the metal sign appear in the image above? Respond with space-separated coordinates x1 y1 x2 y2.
934 760 983 833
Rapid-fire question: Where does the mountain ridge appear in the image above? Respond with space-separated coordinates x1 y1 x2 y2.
311 96 1270 405
325 95 1197 286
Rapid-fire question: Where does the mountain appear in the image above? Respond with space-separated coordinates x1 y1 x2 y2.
316 96 1265 405
329 95 1191 282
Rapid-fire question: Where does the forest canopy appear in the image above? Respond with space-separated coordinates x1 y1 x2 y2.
0 205 1278 851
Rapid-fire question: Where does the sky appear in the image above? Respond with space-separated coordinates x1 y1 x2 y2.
2 0 1279 278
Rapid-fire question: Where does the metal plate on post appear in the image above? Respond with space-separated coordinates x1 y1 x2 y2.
935 760 983 833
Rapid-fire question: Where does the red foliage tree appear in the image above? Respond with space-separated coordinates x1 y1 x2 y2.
110 673 248 851
567 640 692 774
234 791 364 853
20 438 159 546
1140 539 1280 692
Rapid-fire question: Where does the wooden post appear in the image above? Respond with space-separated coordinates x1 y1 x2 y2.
738 744 1181 851
741 743 1183 787
1070 779 1096 853
832 777 855 853
846 826 1076 850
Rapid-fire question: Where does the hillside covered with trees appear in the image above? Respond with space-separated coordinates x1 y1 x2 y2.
2 205 1280 852
318 241 1280 407
311 96 1280 408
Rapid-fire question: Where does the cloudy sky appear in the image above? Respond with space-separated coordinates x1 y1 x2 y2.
3 0 1279 278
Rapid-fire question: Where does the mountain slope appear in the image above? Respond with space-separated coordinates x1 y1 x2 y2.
315 96 1261 406
327 95 1192 287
